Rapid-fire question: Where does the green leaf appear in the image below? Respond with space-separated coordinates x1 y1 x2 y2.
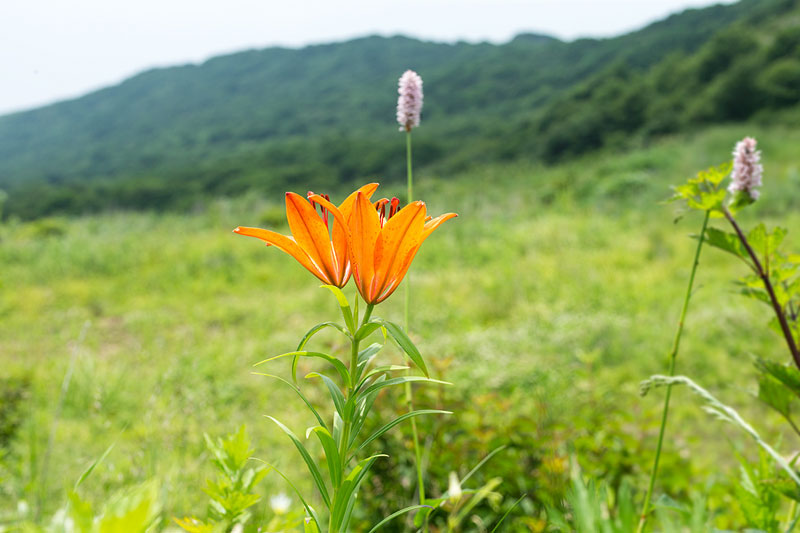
702 227 749 261
310 426 342 488
357 343 383 365
358 410 451 451
331 455 388 531
348 375 386 450
98 480 161 533
462 445 508 484
295 322 350 382
321 285 356 333
747 223 768 258
756 358 800 399
68 491 94 533
75 441 116 489
297 322 349 351
332 411 344 449
673 162 730 212
490 494 527 533
358 376 448 399
254 459 321 529
355 322 382 341
306 372 347 418
354 343 384 382
255 351 350 385
371 319 429 377
265 416 331 509
757 372 793 419
366 504 431 533
359 365 409 384
304 516 321 533
252 372 328 431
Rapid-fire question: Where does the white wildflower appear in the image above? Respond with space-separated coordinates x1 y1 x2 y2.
270 492 291 515
448 471 462 503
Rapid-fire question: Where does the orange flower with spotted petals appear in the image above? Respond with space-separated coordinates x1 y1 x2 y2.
234 183 378 287
349 190 456 305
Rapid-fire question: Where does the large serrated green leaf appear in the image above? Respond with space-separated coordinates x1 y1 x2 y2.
756 358 800 398
757 373 793 419
703 227 749 261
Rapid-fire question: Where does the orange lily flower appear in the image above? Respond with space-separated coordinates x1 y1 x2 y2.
234 183 378 287
349 190 456 304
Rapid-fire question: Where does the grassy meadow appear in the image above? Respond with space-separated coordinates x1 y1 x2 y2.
2 123 800 529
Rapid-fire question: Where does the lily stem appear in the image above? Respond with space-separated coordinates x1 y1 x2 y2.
333 303 374 533
637 209 710 533
404 128 428 529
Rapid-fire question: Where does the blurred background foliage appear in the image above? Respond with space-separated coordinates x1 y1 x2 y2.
3 0 800 530
0 0 799 220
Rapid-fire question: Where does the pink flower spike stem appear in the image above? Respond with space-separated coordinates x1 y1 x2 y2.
396 70 423 132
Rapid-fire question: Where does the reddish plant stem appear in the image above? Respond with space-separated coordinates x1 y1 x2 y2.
723 207 800 369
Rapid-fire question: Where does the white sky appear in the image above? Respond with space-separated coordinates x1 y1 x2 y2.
1 0 734 116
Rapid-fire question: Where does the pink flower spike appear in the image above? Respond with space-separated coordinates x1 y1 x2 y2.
396 70 423 132
728 136 763 200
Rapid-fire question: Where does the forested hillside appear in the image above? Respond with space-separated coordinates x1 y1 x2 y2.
0 0 797 219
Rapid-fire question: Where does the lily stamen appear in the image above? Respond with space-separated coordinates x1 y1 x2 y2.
307 191 331 226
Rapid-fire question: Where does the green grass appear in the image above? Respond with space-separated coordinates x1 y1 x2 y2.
1 123 800 529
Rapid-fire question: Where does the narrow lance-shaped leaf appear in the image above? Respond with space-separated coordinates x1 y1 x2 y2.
330 454 387 531
371 318 429 377
252 459 321 528
358 376 449 400
358 410 451 451
309 426 342 488
321 285 356 334
294 322 350 382
348 375 386 450
355 322 382 342
265 416 331 509
366 505 432 533
255 351 350 385
306 372 347 418
252 372 328 431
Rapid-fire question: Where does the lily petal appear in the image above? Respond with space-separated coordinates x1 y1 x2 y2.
308 193 351 286
349 191 382 301
376 212 457 303
422 213 458 239
372 201 426 298
285 192 337 284
233 226 328 283
334 183 379 284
